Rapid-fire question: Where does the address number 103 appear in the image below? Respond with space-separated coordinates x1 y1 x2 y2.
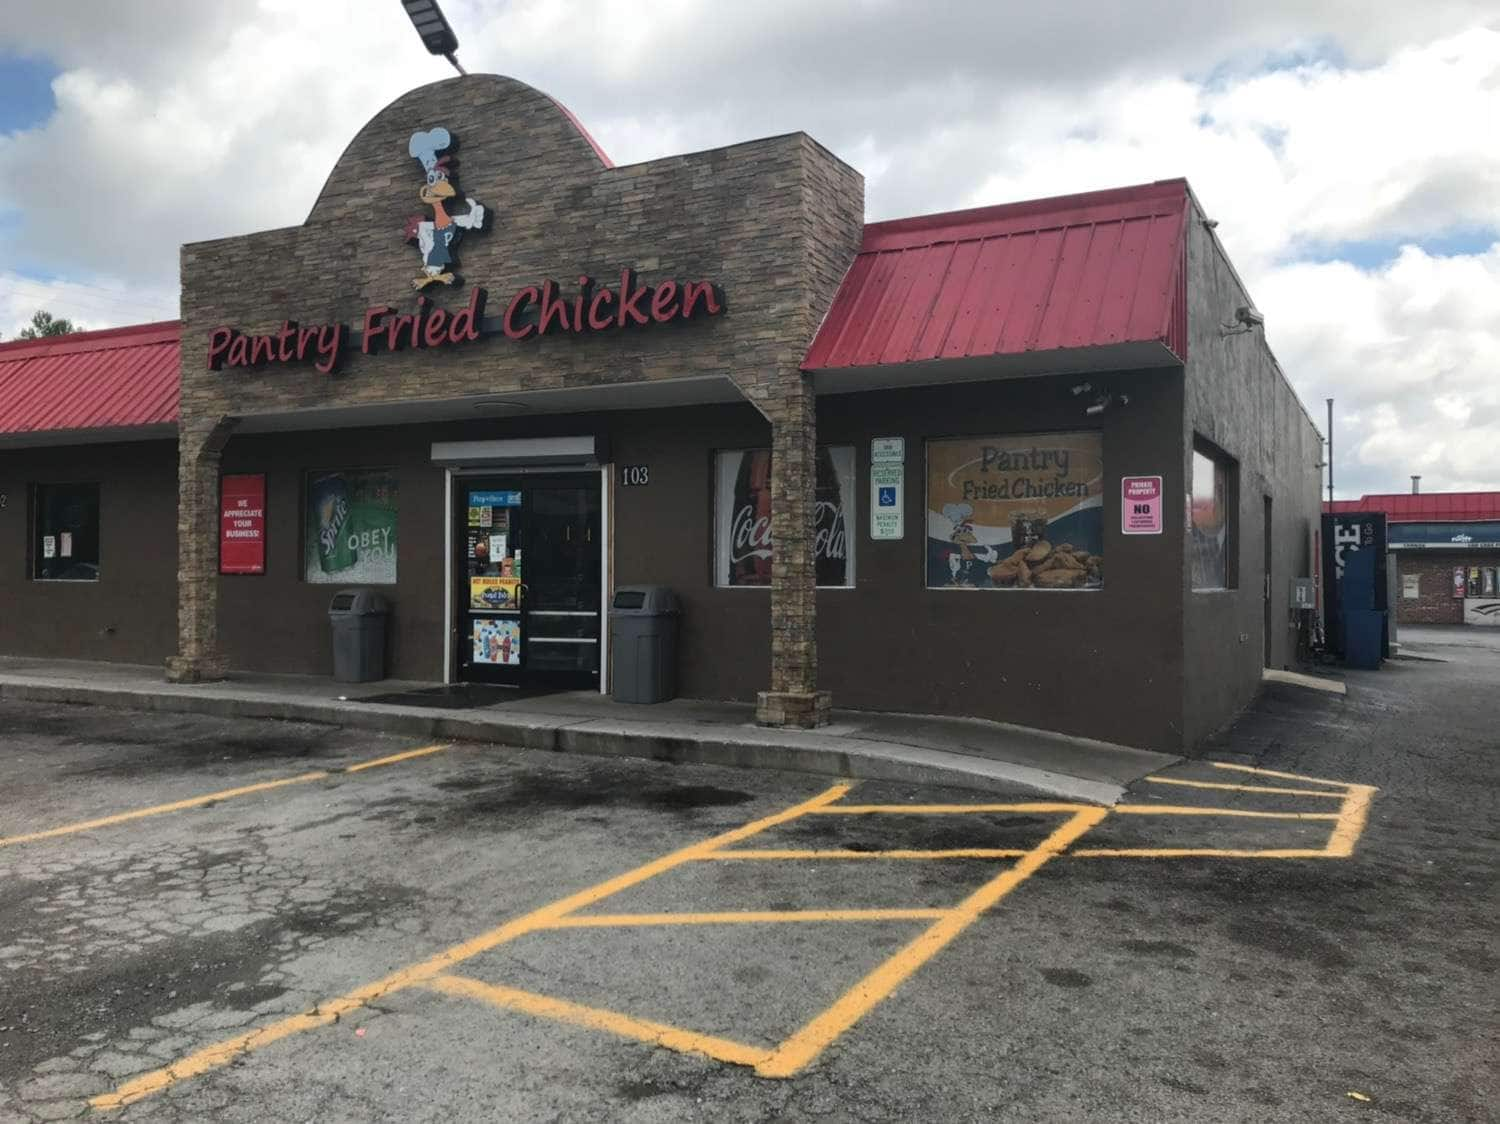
619 465 650 487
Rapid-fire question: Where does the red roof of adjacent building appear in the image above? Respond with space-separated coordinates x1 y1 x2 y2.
0 321 181 439
1325 493 1500 523
803 178 1190 372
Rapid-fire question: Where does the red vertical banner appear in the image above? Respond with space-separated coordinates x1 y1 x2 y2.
220 474 266 575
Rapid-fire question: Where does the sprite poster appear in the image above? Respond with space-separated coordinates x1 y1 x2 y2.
926 433 1103 590
304 469 399 584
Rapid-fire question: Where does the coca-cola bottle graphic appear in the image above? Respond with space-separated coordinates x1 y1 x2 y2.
814 447 848 587
729 450 774 586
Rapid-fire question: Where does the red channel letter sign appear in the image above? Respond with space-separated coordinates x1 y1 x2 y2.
220 474 267 575
1121 475 1164 535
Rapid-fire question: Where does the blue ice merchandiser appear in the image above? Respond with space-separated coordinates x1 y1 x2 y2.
1322 512 1389 666
1337 538 1385 669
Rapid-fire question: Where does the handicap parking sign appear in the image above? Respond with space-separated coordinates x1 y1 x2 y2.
878 486 897 507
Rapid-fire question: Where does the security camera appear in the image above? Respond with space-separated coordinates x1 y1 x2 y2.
1236 305 1264 328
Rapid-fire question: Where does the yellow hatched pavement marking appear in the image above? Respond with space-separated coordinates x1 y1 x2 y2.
1325 784 1378 857
1 743 451 849
426 974 770 1068
1210 762 1354 789
1144 776 1346 799
1113 804 1339 820
91 782 851 1111
754 806 1107 1078
809 802 1089 815
706 848 1029 860
546 909 948 928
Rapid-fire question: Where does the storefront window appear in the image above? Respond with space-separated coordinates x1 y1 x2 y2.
1190 445 1235 590
32 483 101 581
713 447 855 588
925 433 1104 590
303 469 399 584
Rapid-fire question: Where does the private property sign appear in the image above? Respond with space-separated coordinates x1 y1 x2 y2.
220 474 266 574
1121 475 1163 535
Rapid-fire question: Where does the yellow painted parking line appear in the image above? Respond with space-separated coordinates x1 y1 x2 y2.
343 743 452 772
0 773 329 848
92 782 852 1111
1113 804 1339 820
426 974 770 1068
754 806 1107 1078
1210 762 1353 789
1 743 451 850
1144 776 1346 798
705 848 1030 860
809 802 1089 815
547 909 949 928
1325 784 1377 857
1073 847 1330 859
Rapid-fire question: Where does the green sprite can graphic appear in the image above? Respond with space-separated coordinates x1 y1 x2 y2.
311 474 355 574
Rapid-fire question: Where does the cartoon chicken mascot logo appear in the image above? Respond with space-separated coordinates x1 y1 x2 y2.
404 127 486 290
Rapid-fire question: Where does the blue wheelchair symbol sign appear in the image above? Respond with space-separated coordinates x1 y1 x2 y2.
878 486 897 507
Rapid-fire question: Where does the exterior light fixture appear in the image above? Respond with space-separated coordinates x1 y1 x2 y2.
401 0 466 75
1219 305 1265 336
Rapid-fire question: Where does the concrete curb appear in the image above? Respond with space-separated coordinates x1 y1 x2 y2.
0 678 1130 805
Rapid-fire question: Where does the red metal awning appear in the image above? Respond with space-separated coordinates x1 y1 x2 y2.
0 320 180 443
804 179 1189 377
1324 493 1500 524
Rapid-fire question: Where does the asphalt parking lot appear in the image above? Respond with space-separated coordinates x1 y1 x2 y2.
1 645 1495 1122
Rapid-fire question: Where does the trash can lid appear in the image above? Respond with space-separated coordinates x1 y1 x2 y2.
610 585 680 615
329 589 389 614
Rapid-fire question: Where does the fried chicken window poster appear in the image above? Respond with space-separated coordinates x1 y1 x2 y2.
927 433 1104 590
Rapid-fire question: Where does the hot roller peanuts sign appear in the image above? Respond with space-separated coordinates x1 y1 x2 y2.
206 125 725 377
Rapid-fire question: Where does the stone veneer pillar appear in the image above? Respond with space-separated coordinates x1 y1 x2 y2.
165 419 236 683
755 378 831 728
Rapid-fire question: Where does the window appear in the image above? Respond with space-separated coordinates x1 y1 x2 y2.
1190 443 1236 589
33 483 100 581
925 433 1104 589
303 469 399 584
713 447 855 588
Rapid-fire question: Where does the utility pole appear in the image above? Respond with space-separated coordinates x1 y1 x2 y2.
1326 398 1334 505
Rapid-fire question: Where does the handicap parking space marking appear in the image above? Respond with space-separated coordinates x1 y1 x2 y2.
0 742 453 849
92 763 1378 1110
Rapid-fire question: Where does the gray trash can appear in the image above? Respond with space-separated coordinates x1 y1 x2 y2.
328 589 388 683
610 586 681 703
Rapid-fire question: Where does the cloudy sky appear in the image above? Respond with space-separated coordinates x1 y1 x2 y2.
1 1 1496 495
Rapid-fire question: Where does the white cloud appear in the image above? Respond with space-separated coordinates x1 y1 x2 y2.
1259 243 1500 494
1 2 1497 489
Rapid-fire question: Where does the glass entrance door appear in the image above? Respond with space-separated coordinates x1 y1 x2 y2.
456 475 602 689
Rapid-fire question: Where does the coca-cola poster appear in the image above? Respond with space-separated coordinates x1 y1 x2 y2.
715 446 855 587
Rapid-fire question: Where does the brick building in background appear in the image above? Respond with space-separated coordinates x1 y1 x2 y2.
1326 492 1500 625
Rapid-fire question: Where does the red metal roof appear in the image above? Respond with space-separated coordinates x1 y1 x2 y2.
804 179 1190 372
0 321 180 439
1324 493 1500 523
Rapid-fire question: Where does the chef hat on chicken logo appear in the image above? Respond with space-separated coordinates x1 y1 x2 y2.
408 126 454 185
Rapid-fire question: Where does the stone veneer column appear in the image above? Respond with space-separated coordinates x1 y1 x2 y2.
165 419 237 683
755 377 831 728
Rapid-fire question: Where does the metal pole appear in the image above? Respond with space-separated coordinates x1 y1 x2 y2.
1326 398 1334 505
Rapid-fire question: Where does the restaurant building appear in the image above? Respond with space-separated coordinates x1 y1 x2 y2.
1327 492 1500 626
0 74 1323 750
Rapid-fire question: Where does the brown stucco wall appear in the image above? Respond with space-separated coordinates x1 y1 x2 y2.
0 441 179 665
817 369 1187 751
216 404 775 692
213 372 1194 753
1181 199 1325 745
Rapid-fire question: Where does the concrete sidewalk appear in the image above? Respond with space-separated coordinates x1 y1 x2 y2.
0 657 1176 804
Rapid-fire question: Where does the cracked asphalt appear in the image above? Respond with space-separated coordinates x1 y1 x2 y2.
0 640 1495 1122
